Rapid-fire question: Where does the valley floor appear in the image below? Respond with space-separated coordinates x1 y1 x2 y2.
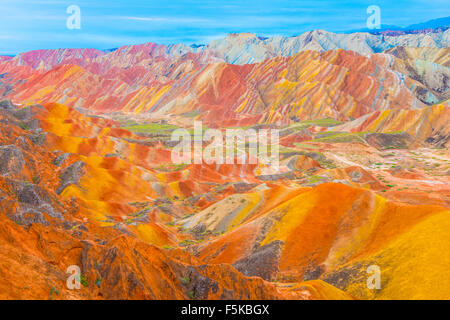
0 102 448 299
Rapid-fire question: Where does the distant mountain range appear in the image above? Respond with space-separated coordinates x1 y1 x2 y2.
94 28 450 67
192 29 449 64
1 27 448 124
349 16 450 34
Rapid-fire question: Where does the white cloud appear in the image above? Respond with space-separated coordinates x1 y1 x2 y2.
118 16 168 22
113 16 212 24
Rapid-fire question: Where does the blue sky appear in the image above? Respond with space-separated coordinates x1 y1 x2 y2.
0 0 448 55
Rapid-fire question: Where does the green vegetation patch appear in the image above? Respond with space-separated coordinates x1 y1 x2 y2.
180 276 190 286
80 274 89 287
121 122 179 134
312 132 366 144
